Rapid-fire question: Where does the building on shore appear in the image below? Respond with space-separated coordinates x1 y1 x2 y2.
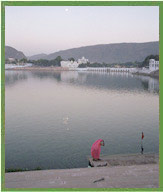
78 57 89 64
61 57 89 69
149 59 159 71
8 57 16 62
61 60 79 68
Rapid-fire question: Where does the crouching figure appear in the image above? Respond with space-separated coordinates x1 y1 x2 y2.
91 139 105 161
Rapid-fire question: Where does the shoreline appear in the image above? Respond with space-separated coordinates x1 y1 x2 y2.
5 66 159 78
133 71 159 78
5 153 159 188
5 66 69 72
6 153 159 172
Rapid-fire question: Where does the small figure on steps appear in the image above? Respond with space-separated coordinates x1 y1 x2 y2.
91 139 105 161
141 132 144 154
141 144 144 154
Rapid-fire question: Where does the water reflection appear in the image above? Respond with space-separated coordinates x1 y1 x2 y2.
5 70 159 169
32 71 61 82
5 71 159 94
134 75 159 93
5 71 28 86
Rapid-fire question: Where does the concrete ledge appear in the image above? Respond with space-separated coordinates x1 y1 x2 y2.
5 164 159 188
89 153 159 167
89 159 108 167
5 153 159 188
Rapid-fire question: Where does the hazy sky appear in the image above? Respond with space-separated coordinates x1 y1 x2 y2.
5 6 159 56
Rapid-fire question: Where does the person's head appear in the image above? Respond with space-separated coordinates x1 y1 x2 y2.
100 140 105 146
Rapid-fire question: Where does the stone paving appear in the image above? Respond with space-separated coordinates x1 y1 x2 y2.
6 164 159 188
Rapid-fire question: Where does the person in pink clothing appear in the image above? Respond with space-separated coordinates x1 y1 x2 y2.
91 139 105 160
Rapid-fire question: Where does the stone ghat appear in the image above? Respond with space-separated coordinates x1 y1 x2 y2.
89 153 159 167
5 164 159 188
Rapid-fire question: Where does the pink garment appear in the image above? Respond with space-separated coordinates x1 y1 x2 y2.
91 139 103 160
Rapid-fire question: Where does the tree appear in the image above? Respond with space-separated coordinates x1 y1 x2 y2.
141 55 159 68
5 59 9 64
78 63 87 68
68 57 75 62
32 56 63 67
54 56 63 66
19 58 27 63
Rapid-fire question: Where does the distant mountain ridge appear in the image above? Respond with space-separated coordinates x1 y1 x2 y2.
5 46 26 60
28 41 159 64
27 53 48 60
6 41 159 64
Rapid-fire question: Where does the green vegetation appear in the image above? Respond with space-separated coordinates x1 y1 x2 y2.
5 54 159 69
78 61 141 68
68 57 75 61
29 56 63 67
35 167 42 170
5 59 16 64
141 55 159 68
19 58 28 63
78 55 159 68
5 58 27 64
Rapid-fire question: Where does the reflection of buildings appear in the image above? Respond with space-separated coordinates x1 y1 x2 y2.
5 71 28 86
86 71 133 78
60 71 88 84
32 71 61 81
61 57 89 69
148 78 159 93
136 75 159 93
60 71 159 93
60 71 79 82
6 70 159 94
87 67 137 73
149 59 159 71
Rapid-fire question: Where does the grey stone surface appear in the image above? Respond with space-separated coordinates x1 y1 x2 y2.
89 153 159 167
5 153 159 188
5 164 159 188
89 159 108 167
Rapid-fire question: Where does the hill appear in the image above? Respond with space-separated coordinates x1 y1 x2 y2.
27 53 47 60
5 46 26 60
28 41 159 64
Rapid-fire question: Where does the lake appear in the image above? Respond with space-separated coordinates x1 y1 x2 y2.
5 70 159 170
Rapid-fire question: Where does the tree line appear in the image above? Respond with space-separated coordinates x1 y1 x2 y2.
78 62 141 68
5 58 28 64
78 55 159 68
28 56 63 67
6 54 159 68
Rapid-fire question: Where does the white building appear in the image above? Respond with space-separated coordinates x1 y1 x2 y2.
61 60 79 68
149 59 159 71
61 57 89 69
78 57 89 64
8 58 16 62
